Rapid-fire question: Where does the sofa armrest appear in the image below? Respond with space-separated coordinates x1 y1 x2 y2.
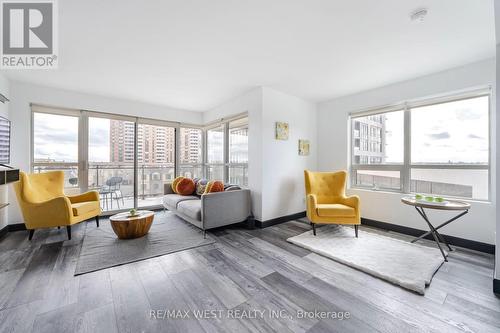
164 183 174 195
201 189 251 229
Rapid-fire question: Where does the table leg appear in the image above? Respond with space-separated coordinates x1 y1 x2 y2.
419 208 453 252
414 207 448 262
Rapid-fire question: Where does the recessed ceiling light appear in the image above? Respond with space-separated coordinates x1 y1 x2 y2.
410 8 428 22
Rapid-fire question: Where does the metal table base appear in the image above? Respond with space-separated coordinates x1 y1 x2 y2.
411 206 468 262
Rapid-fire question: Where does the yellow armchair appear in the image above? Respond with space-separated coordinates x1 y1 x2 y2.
13 171 101 240
304 170 360 237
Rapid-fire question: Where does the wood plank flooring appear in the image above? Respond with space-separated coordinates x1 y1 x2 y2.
0 214 499 333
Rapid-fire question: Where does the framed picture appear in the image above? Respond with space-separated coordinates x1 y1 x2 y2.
298 139 310 156
275 122 289 140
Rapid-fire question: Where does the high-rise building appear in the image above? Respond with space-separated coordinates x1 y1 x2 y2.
110 120 135 163
352 115 385 164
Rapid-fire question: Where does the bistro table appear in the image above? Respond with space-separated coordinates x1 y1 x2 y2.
401 196 471 262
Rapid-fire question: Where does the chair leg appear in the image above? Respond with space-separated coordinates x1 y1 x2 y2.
28 229 35 240
203 230 207 239
66 226 72 240
311 222 316 236
354 225 359 238
95 215 100 228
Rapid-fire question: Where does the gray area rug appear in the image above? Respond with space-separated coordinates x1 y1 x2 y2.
287 225 445 294
75 212 214 275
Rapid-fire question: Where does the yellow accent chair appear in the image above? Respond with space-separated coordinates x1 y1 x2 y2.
13 171 101 240
304 170 360 237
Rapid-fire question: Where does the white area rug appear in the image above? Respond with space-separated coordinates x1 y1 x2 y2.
287 225 445 294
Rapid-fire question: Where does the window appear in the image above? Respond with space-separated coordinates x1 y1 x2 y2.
179 127 203 178
228 117 248 186
350 93 490 200
32 111 80 192
136 123 176 207
204 115 249 186
206 125 225 180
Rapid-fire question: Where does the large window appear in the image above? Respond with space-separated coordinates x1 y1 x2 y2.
350 93 490 200
179 127 203 178
32 106 249 213
32 111 80 193
206 125 225 180
205 115 249 186
228 117 248 186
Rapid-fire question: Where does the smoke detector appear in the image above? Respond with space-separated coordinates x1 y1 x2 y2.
410 8 428 22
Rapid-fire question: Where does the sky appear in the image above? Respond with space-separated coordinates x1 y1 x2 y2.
371 95 489 164
34 114 110 162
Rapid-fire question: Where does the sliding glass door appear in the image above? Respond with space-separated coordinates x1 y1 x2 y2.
137 122 176 208
88 116 135 211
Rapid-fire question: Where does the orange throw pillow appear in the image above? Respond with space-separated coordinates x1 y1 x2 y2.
171 176 184 193
176 178 196 195
204 180 224 194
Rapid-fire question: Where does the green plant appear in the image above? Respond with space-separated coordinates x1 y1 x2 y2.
425 196 434 202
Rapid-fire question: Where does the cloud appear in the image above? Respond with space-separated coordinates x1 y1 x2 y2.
427 132 450 140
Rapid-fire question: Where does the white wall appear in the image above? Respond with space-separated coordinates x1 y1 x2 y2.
318 59 496 244
204 88 264 220
0 74 9 231
261 88 317 221
8 81 203 224
205 86 317 222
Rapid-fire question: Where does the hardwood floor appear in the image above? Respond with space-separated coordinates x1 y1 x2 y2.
0 214 498 333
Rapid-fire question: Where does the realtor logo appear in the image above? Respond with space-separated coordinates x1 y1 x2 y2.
1 0 58 68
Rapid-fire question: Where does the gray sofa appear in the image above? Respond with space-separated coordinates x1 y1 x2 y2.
162 183 251 236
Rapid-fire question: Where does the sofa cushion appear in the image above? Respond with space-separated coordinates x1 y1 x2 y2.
72 201 100 216
205 180 224 194
316 204 355 217
196 179 208 196
171 176 184 193
163 194 198 209
176 178 195 195
177 199 202 221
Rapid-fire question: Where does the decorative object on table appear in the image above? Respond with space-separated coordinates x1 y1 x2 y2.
75 212 215 275
275 121 289 140
110 210 154 239
287 225 445 294
13 171 101 240
401 196 471 261
128 208 138 217
304 170 360 237
204 180 224 193
298 139 310 156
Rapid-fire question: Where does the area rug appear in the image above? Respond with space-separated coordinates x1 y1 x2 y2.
75 212 214 275
287 225 445 294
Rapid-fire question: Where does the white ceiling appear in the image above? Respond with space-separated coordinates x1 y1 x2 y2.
2 0 495 111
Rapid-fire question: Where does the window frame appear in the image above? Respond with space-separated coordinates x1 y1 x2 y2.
203 112 248 186
349 89 491 201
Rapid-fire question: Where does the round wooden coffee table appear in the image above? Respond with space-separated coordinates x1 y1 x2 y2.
109 210 154 239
